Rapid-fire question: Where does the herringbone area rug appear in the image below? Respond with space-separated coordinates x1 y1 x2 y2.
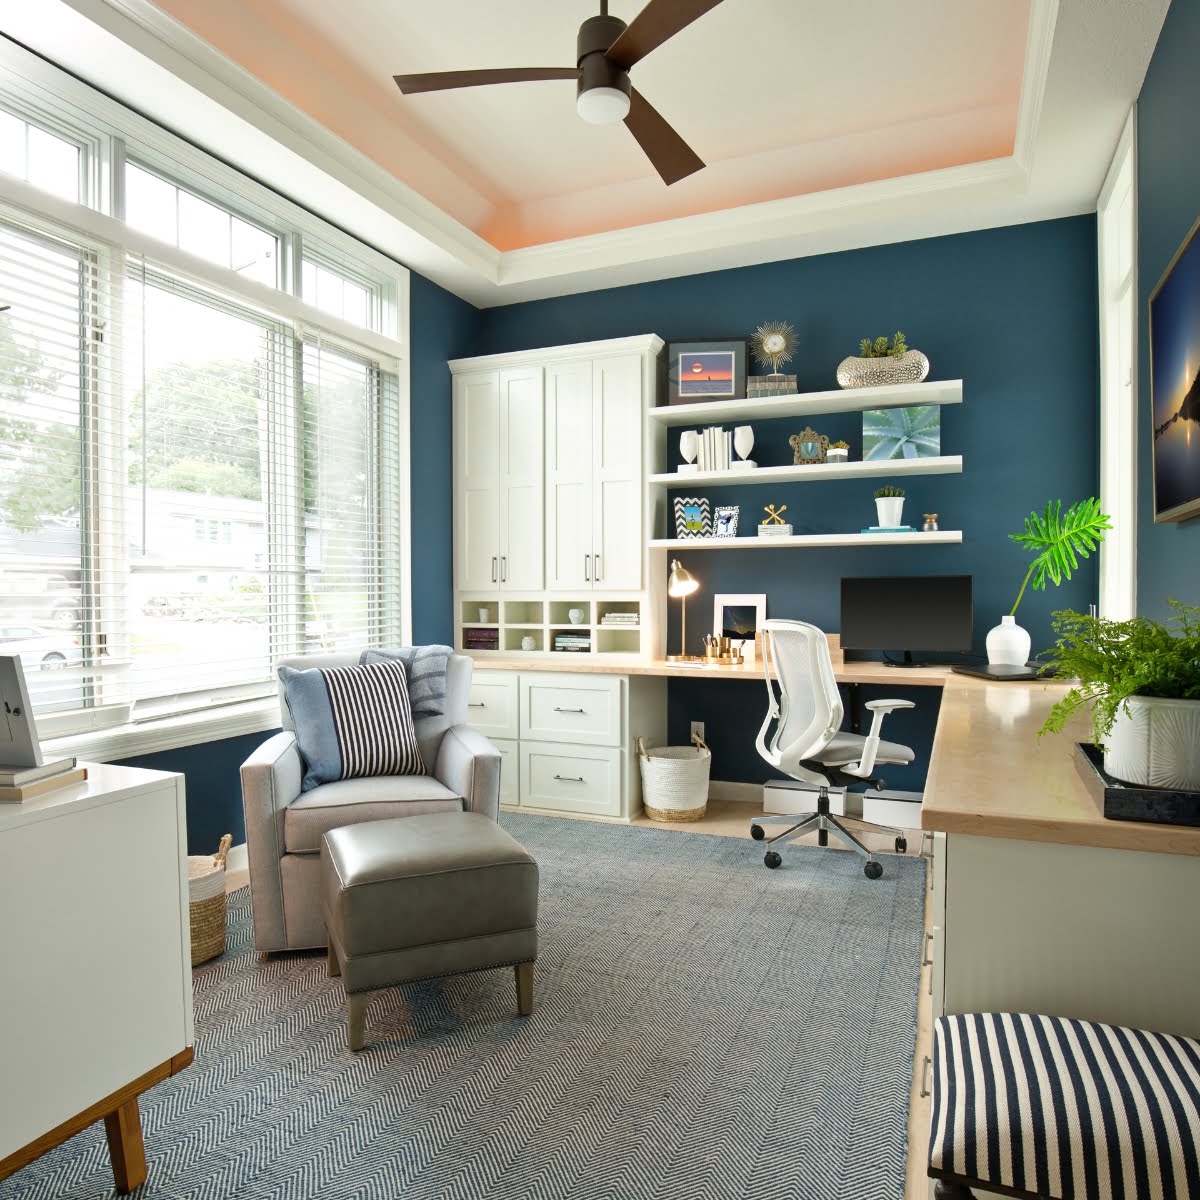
3 814 925 1200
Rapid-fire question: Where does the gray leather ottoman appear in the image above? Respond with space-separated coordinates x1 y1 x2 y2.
321 811 539 1050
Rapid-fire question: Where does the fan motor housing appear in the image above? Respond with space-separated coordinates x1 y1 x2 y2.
576 13 631 103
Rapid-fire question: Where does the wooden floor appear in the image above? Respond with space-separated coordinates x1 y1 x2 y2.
225 799 932 1198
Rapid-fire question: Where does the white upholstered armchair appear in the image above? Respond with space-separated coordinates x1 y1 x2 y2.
240 651 500 952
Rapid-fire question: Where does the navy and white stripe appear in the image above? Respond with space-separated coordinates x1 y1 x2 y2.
930 1012 1200 1199
322 660 423 779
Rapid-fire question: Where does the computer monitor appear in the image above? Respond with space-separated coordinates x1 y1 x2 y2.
840 575 973 666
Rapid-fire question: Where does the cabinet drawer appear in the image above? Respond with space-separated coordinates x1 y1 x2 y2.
493 737 519 808
520 674 621 746
467 673 519 739
520 742 622 817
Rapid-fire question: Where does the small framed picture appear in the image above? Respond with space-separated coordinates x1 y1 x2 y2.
666 339 748 405
713 593 766 663
673 496 711 538
713 505 739 538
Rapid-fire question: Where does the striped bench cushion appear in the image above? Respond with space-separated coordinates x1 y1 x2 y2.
930 1013 1200 1200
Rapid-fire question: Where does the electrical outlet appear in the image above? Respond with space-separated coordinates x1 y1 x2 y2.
690 721 705 742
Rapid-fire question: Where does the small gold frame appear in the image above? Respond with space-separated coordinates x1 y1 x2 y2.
789 427 829 465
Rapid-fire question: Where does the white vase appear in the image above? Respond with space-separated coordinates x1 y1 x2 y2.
679 430 699 464
986 615 1032 666
1103 696 1200 790
733 425 754 461
875 496 904 527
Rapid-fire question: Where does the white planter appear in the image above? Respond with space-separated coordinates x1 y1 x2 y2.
985 614 1032 666
827 448 849 463
875 496 904 527
1103 696 1200 791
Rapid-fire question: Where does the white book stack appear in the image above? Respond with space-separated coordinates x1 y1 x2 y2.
697 426 732 472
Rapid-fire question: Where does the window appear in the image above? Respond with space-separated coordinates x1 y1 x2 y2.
0 108 81 202
302 257 374 328
125 162 279 287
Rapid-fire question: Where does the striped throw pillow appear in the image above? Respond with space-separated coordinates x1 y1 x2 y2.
279 660 424 791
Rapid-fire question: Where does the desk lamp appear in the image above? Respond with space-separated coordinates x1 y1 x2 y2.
666 559 700 662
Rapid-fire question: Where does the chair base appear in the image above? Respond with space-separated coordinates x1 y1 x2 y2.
751 787 906 879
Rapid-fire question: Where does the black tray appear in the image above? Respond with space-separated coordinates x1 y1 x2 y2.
1074 742 1200 827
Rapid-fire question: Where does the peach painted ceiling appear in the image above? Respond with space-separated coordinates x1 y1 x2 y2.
150 0 1030 251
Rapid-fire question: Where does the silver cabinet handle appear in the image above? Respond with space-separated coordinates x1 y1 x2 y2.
584 554 590 582
553 706 585 713
922 932 934 966
468 701 486 708
594 554 601 582
491 556 497 583
554 774 584 782
501 556 507 583
920 1056 932 1098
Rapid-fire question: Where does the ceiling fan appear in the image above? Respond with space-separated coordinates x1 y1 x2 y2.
393 0 724 186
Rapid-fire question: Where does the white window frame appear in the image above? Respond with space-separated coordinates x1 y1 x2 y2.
0 41 412 760
1097 109 1138 621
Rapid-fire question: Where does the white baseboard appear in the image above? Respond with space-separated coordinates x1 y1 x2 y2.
225 841 249 893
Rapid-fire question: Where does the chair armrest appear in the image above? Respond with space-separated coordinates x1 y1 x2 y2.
865 699 916 713
240 731 303 951
845 700 916 779
434 724 501 821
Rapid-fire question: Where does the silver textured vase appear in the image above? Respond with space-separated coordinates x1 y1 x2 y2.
836 349 930 389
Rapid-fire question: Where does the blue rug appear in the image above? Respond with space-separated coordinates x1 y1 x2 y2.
3 815 925 1199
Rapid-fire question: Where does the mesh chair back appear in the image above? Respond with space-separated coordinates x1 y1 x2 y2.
760 620 843 770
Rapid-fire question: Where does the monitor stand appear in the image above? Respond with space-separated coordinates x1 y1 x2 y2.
886 651 927 668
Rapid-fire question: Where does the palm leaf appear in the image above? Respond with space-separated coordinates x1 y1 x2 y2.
1009 497 1112 615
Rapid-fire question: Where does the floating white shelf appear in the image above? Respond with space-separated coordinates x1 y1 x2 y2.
649 531 964 550
647 379 962 428
650 454 963 489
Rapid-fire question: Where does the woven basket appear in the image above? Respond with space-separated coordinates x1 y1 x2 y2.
188 834 232 967
637 733 711 822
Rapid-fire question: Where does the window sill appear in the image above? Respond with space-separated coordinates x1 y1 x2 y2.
42 698 282 764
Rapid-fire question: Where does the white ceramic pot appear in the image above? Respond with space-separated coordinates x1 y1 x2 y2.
733 425 754 462
875 496 904 527
1103 696 1200 790
568 608 584 625
827 448 849 463
985 615 1032 666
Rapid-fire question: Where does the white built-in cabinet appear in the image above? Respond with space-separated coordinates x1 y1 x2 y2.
454 366 544 592
451 335 664 661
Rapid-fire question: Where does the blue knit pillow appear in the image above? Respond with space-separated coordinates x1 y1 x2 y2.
279 660 424 792
359 645 452 717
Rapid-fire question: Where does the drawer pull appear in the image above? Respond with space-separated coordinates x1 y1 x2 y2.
553 706 586 714
468 701 486 708
554 774 585 783
920 1056 932 1098
922 931 934 966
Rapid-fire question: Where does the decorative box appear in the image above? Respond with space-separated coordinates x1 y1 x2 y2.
757 523 793 537
746 374 797 398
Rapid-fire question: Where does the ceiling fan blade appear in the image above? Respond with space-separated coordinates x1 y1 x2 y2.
624 88 704 185
605 0 724 71
394 68 576 95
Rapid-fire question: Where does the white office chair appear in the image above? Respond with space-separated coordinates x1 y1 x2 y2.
751 619 916 879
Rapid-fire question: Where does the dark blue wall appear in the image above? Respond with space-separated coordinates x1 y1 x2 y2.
480 217 1100 783
1136 0 1200 618
124 271 481 853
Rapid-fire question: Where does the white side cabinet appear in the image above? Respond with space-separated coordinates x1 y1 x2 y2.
0 763 193 1191
467 668 667 821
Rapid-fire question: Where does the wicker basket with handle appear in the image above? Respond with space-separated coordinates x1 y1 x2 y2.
188 834 232 967
637 732 711 822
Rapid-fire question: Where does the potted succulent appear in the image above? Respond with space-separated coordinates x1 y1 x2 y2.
827 439 850 463
873 484 905 528
1040 601 1200 790
837 331 930 389
989 497 1110 667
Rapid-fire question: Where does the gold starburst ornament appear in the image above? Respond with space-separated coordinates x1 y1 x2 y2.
751 321 797 377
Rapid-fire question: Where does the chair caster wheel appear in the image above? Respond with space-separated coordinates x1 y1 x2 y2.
764 851 782 869
895 836 907 854
864 860 883 879
750 824 765 841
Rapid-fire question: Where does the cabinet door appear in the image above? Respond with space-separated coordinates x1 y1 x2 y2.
544 360 594 591
591 354 644 590
498 367 544 591
454 371 501 591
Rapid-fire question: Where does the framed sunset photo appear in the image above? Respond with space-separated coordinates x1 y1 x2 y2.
1149 214 1200 523
666 339 747 405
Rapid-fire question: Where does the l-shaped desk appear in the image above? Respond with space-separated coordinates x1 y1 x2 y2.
476 655 1200 1037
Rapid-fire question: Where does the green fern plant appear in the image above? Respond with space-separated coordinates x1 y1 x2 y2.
858 331 909 359
1009 497 1111 616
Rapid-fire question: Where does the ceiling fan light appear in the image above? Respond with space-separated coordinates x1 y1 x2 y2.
576 86 631 125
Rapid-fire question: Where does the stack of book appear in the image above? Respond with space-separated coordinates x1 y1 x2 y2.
462 628 499 651
599 612 639 627
746 374 797 398
0 757 87 803
552 633 591 653
697 426 732 473
860 525 915 534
